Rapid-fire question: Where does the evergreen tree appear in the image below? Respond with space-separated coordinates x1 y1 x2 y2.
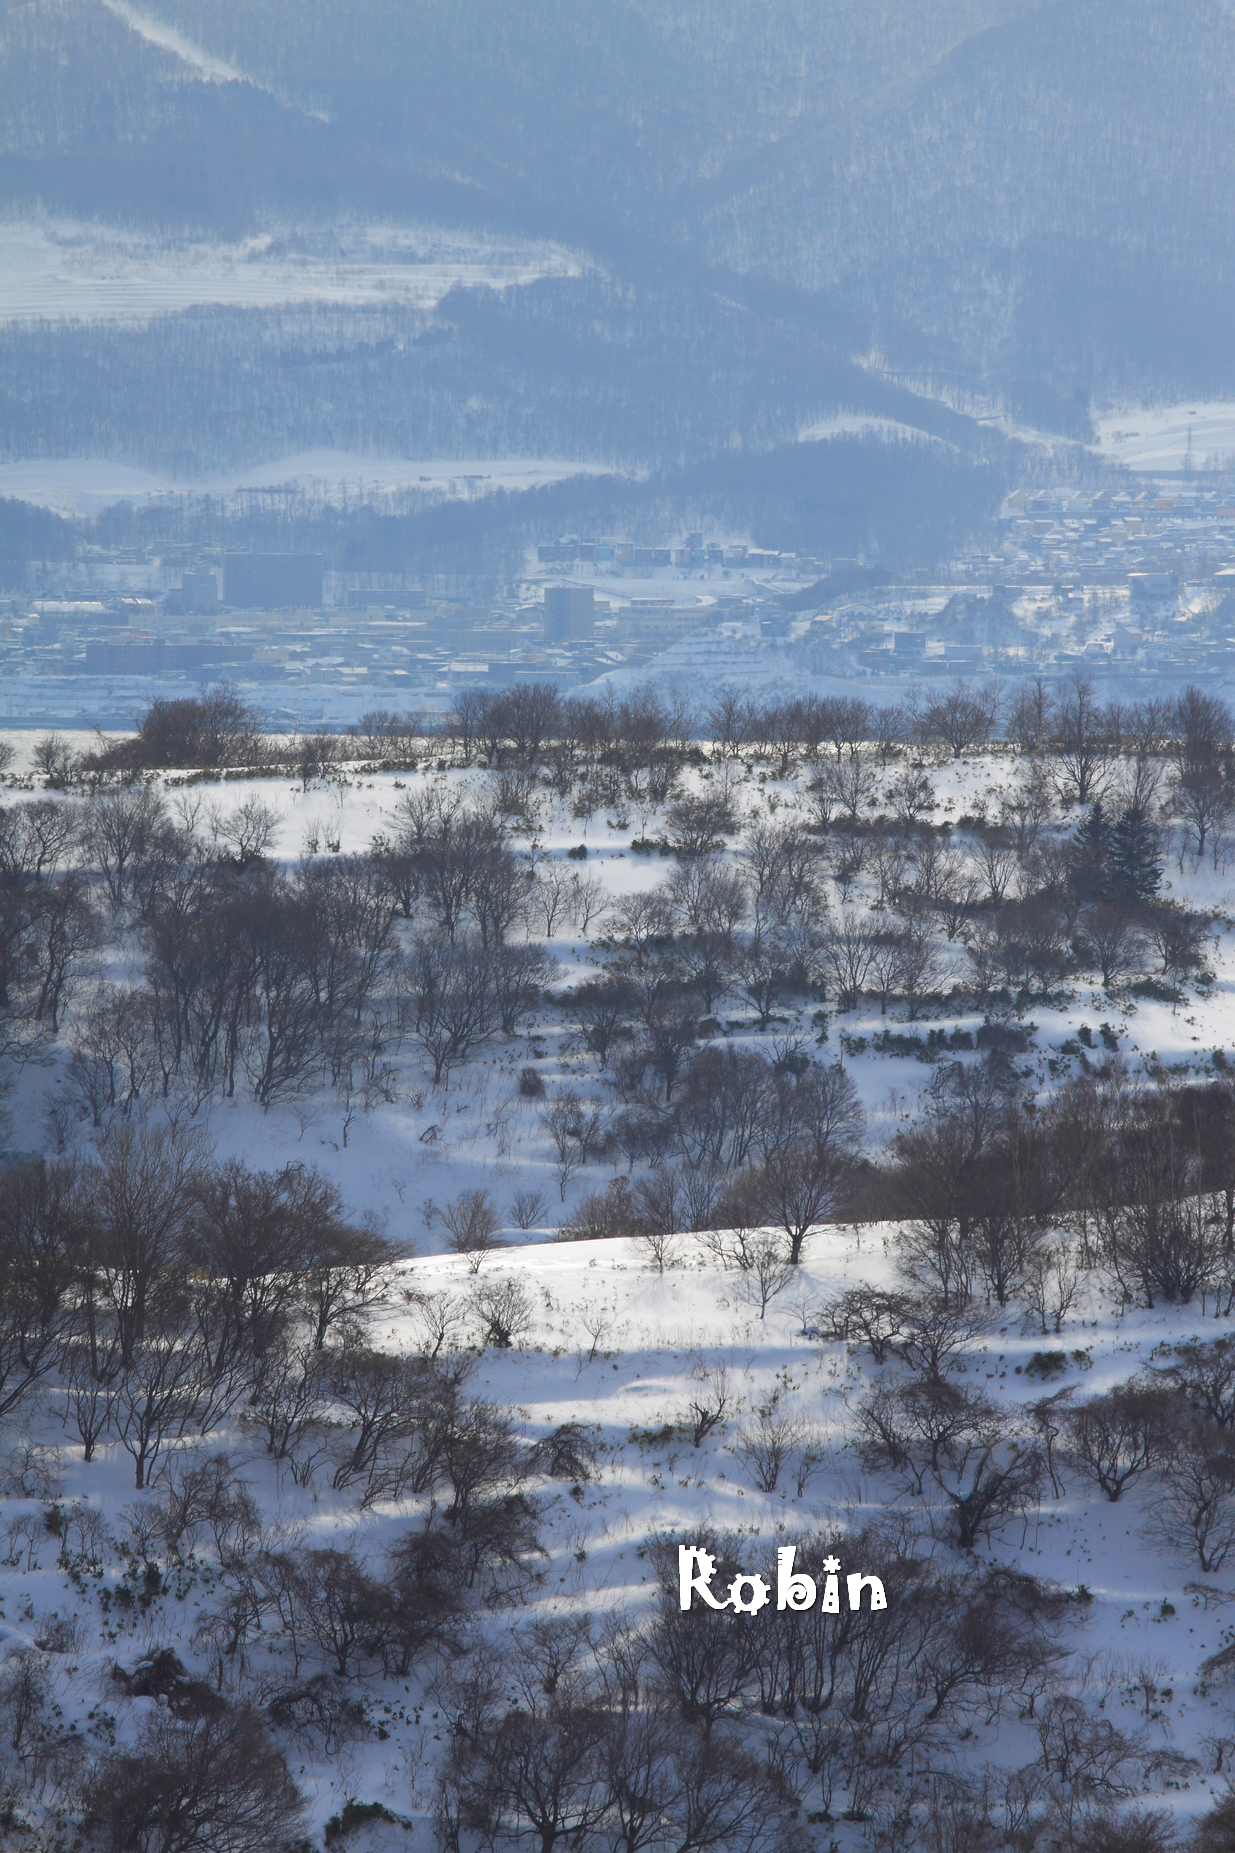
1068 802 1113 903
1110 804 1163 904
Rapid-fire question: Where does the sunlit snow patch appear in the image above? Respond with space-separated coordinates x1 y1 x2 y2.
796 414 948 446
100 0 253 85
0 220 588 326
1093 401 1235 471
0 452 615 517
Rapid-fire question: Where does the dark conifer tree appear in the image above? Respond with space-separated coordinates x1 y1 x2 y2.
1110 804 1163 905
1068 802 1113 904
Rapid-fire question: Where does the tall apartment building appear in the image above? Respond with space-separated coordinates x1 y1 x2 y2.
543 584 595 641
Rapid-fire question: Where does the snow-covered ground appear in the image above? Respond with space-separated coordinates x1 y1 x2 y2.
0 219 587 328
1092 402 1235 472
12 1229 1235 1846
99 0 292 95
4 736 1235 1847
0 730 1227 1300
0 453 615 519
795 415 949 449
0 728 1226 1316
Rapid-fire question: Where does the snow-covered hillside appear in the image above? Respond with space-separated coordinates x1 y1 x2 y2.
4 697 1235 1851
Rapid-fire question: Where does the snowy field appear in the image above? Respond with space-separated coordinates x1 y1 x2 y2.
0 452 614 519
4 724 1235 1848
795 416 949 449
1092 403 1235 473
0 219 586 328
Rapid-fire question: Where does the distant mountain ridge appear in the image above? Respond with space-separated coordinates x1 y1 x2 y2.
2 0 1231 566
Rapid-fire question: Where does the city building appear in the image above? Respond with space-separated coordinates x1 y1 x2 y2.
543 584 595 641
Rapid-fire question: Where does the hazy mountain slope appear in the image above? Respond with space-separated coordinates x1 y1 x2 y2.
136 0 1024 220
7 0 1235 564
695 0 1235 407
0 274 996 474
79 425 1009 575
0 0 511 233
6 0 1232 422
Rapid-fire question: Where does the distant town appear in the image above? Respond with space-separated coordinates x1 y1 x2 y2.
5 473 1235 727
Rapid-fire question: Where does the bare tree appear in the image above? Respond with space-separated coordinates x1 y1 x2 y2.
858 1378 1043 1548
88 1120 205 1368
82 1704 304 1852
539 1092 601 1199
733 1236 795 1319
684 1364 732 1447
1146 1425 1235 1573
293 730 342 791
1054 671 1113 807
823 910 874 1013
211 795 282 867
731 939 790 1029
630 1202 683 1275
432 1188 502 1262
1066 1382 1183 1502
507 1188 547 1232
113 1306 243 1488
406 1288 468 1357
400 938 499 1085
566 870 608 936
1007 679 1056 756
745 1141 851 1266
439 1640 610 1853
1020 1240 1083 1337
705 688 753 759
1077 905 1149 989
251 1337 328 1475
887 767 936 826
326 1346 427 1492
732 1405 806 1490
823 750 877 820
570 976 633 1069
1155 1334 1235 1429
918 681 1000 757
0 1161 78 1423
468 1276 537 1349
84 786 169 911
529 860 579 938
31 733 74 783
300 1221 395 1349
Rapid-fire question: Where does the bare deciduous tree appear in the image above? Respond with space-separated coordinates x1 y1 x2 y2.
82 1703 304 1852
468 1276 536 1349
1066 1382 1183 1503
1146 1425 1235 1573
733 1236 795 1319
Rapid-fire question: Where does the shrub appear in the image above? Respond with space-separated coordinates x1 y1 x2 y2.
1024 1351 1069 1380
324 1800 413 1847
556 1182 638 1242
